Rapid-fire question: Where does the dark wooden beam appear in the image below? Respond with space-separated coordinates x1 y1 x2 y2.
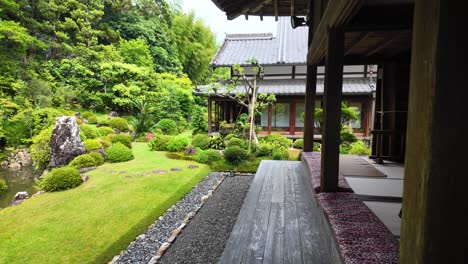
320 27 345 192
267 104 272 133
226 0 272 20
344 32 368 56
208 98 212 134
274 0 278 21
291 0 295 16
365 32 402 57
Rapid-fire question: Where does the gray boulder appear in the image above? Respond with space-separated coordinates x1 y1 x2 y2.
11 191 29 206
49 116 86 167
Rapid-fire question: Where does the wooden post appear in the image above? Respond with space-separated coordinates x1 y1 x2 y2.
400 0 468 263
267 104 272 134
303 18 318 152
208 98 212 134
290 103 296 135
320 27 344 193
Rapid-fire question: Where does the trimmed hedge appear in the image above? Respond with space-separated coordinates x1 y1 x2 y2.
111 133 133 148
272 148 290 160
293 139 304 149
79 125 100 139
82 111 98 124
89 152 104 166
156 119 178 135
109 117 129 132
69 154 97 169
39 167 82 192
84 139 102 151
227 138 247 149
167 137 190 152
98 126 114 136
191 134 211 150
148 135 173 151
97 136 112 149
106 143 134 163
256 143 273 157
224 146 249 165
195 149 222 164
263 133 292 149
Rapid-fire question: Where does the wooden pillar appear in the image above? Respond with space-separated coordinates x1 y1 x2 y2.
208 98 212 134
267 104 272 134
320 27 344 192
400 0 468 263
303 17 318 151
290 103 296 135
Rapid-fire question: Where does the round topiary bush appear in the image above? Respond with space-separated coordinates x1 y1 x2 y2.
79 124 100 139
167 137 190 152
111 133 133 148
195 149 222 164
98 126 114 136
263 134 292 149
148 135 173 151
293 139 304 149
155 119 178 135
106 142 134 163
272 148 290 160
256 143 273 157
0 179 7 193
97 136 112 149
227 137 247 149
39 167 82 192
224 146 249 165
82 111 98 124
89 152 104 166
191 134 211 150
84 139 102 151
69 154 97 169
349 141 371 155
109 117 129 132
224 134 236 141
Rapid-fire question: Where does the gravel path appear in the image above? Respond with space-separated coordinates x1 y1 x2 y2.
115 172 226 264
158 176 253 264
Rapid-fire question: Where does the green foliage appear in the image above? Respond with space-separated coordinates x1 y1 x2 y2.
39 167 82 192
84 139 102 151
341 126 358 144
148 135 173 151
167 136 190 152
0 179 7 193
224 134 236 141
30 127 53 169
31 108 63 136
227 138 247 149
293 139 304 149
106 143 134 163
195 149 222 164
272 148 290 160
224 146 249 165
111 133 133 148
262 134 292 149
82 111 98 124
109 118 129 132
191 134 211 150
256 143 273 157
80 125 100 139
191 106 207 135
89 152 104 166
119 38 154 68
156 118 178 135
97 136 112 149
98 126 114 136
69 154 97 169
314 142 322 152
349 141 371 155
209 135 225 150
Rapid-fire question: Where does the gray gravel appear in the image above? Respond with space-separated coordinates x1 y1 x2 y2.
158 176 253 264
116 172 226 264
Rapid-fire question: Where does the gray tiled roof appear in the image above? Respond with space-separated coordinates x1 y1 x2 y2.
211 18 308 67
195 78 375 96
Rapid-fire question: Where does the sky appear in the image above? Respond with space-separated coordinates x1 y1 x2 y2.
181 0 278 44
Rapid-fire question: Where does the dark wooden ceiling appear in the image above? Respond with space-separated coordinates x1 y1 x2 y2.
211 0 310 20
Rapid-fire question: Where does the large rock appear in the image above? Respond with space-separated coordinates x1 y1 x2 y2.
11 191 29 206
49 116 86 167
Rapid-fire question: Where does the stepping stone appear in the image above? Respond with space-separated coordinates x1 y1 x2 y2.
125 176 132 179
119 171 126 174
187 164 199 169
153 169 167 174
170 168 182 172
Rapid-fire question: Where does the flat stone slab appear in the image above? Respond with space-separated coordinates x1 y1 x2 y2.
153 170 167 174
187 165 199 169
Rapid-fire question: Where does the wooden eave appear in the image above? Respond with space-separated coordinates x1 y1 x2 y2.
211 0 310 20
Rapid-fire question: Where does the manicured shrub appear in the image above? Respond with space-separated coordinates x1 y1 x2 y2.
106 143 134 163
340 126 357 144
224 146 249 165
314 142 321 152
167 136 190 152
84 139 102 151
340 143 352 154
39 167 82 192
148 135 173 151
30 126 53 170
272 148 290 160
111 133 133 148
209 135 225 150
0 179 7 193
263 134 292 149
145 133 155 142
82 111 98 124
191 134 211 150
256 143 273 157
97 136 112 149
156 119 178 135
109 117 129 132
97 119 110 127
98 126 114 136
195 149 222 164
89 152 104 166
227 137 247 149
349 141 371 155
69 154 97 169
79 124 100 139
293 139 304 149
224 133 237 141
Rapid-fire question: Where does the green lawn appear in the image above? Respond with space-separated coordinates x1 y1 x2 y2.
0 143 211 264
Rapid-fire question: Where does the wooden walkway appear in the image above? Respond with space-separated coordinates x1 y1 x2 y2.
220 161 334 264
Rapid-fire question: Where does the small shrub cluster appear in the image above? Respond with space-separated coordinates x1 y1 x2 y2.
195 149 222 164
191 134 211 150
224 146 249 165
0 179 7 193
156 119 177 135
209 135 225 150
111 133 133 148
224 134 236 141
79 125 100 139
82 111 98 124
106 142 134 163
39 167 82 192
272 148 290 160
227 138 247 149
262 134 292 149
148 135 173 151
30 126 54 169
348 141 371 155
97 136 112 149
340 126 357 144
69 154 97 169
109 117 129 132
145 133 155 142
89 152 104 165
98 126 114 136
84 139 102 151
293 139 304 149
256 143 273 157
167 136 190 152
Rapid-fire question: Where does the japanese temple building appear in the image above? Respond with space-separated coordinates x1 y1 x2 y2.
210 0 467 263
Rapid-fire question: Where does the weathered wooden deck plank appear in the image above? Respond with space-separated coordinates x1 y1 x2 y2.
283 162 302 264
